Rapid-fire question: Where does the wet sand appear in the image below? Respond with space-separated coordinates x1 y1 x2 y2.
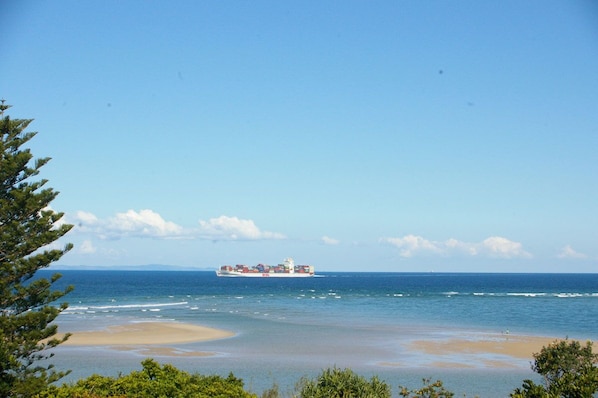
410 334 557 360
379 334 579 369
60 322 590 368
61 322 234 346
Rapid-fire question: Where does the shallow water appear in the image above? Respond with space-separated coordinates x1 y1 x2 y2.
43 270 598 397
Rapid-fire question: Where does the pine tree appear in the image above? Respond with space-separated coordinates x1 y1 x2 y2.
0 101 74 397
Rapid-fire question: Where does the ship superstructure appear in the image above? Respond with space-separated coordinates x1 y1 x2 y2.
216 258 314 277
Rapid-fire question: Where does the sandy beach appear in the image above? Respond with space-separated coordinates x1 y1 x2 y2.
61 322 235 346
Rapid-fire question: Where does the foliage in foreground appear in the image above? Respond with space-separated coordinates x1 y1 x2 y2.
511 339 598 398
399 378 455 398
294 366 392 398
0 102 73 396
38 359 257 398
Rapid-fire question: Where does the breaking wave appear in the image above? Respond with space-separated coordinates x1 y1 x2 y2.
64 301 189 313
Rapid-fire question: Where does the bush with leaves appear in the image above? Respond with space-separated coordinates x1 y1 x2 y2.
260 383 280 398
38 358 257 398
399 378 454 398
295 366 391 398
511 339 598 398
1 102 73 396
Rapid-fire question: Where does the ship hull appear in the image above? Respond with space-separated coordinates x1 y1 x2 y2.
216 271 314 278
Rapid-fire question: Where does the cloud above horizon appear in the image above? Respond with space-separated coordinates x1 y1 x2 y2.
197 215 286 241
79 239 97 254
73 209 184 239
380 234 532 259
322 236 340 245
70 210 285 242
557 245 587 259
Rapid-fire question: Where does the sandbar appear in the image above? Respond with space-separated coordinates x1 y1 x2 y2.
410 334 558 360
61 322 235 346
401 334 593 369
379 334 595 369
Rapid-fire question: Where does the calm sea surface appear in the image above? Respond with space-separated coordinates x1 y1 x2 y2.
42 271 598 397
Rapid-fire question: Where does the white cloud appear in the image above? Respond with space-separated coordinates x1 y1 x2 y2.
557 245 587 259
72 209 184 239
479 236 531 259
79 239 96 254
69 210 285 242
322 236 340 245
75 210 99 225
444 238 478 255
109 209 183 237
381 235 443 257
197 215 285 241
380 235 532 259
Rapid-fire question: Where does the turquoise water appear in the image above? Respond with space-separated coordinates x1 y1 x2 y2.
43 271 598 397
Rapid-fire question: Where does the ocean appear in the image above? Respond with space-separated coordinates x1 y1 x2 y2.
42 270 598 397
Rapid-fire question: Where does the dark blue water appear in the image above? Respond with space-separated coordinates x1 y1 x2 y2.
41 271 598 397
48 271 598 338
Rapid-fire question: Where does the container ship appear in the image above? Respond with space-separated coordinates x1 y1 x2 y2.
216 258 315 277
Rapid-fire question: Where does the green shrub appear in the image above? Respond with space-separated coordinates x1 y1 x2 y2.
511 339 598 398
399 378 454 398
295 366 391 398
260 383 281 398
37 359 257 398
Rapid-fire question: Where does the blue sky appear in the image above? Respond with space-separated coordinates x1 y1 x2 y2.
1 1 597 272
